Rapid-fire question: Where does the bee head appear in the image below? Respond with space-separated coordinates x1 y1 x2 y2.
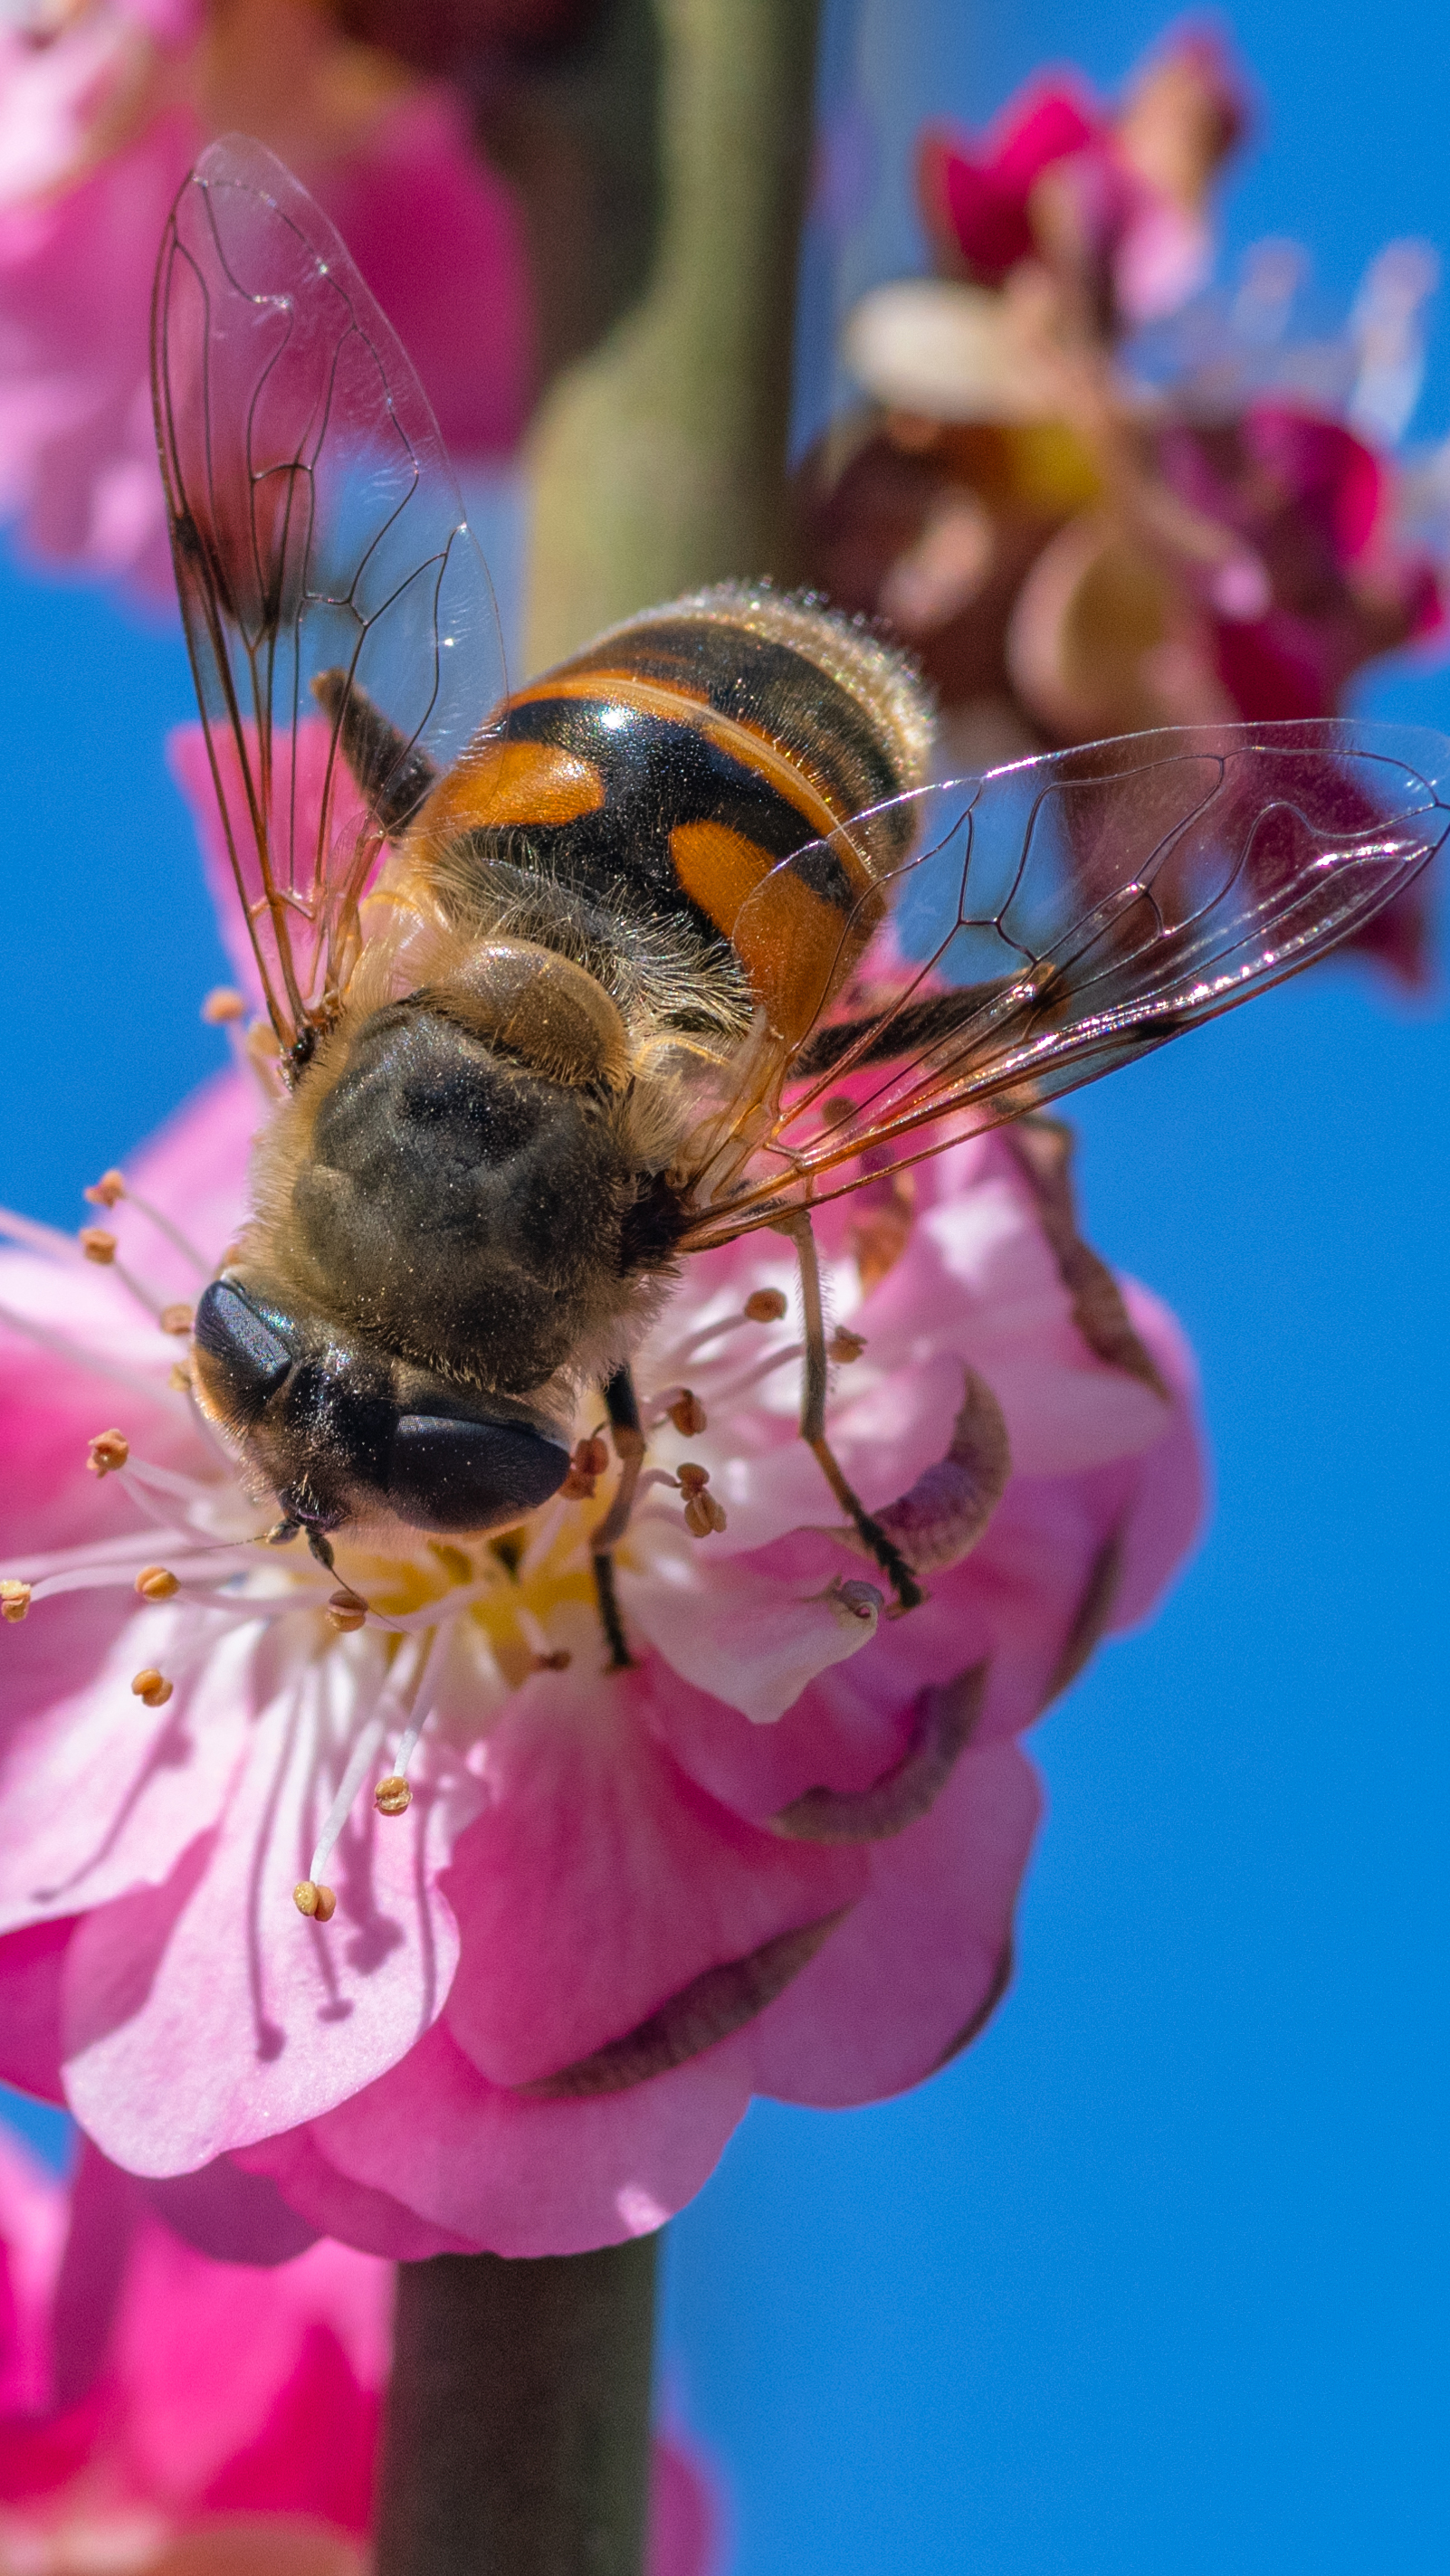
191 1270 572 1537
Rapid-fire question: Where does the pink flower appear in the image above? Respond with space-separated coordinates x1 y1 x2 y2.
918 30 1246 329
0 1 533 598
1154 401 1445 725
0 2122 720 2574
0 730 1204 2262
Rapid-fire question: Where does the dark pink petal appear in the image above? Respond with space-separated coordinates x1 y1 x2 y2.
141 2159 319 2267
318 88 534 461
440 1658 864 2089
0 1919 74 2104
234 2129 473 2264
745 1738 1043 2105
649 2423 725 2576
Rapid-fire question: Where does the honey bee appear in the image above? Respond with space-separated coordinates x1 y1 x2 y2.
155 140 1448 1654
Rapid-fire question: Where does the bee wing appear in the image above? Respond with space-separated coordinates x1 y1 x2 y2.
152 134 506 1059
677 719 1450 1250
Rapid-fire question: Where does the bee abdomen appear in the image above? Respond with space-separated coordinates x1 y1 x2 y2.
416 587 934 1047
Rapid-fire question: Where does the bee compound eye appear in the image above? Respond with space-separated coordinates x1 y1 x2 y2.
193 1281 293 1417
386 1413 571 1533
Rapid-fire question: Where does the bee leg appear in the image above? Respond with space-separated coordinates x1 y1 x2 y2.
590 1364 645 1670
311 670 438 839
779 1211 925 1613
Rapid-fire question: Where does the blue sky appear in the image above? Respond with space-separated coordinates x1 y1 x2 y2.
1 5 1446 2571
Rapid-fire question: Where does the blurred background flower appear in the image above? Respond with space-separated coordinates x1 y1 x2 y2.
0 0 663 601
0 2121 721 2572
797 19 1445 987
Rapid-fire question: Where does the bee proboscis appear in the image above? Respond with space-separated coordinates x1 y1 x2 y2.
153 138 1449 1652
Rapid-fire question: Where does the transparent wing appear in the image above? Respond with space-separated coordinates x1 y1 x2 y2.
678 719 1450 1249
152 133 506 1060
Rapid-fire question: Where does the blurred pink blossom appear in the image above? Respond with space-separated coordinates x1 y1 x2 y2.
0 0 533 598
0 2120 720 2574
0 731 1204 2263
918 28 1246 330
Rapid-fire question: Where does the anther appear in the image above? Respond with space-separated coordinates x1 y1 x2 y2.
0 1581 31 1624
130 1668 174 1708
201 988 246 1024
87 1429 129 1476
84 1170 126 1208
560 1434 610 1500
135 1565 180 1601
533 1648 572 1672
79 1228 117 1265
327 1586 368 1632
676 1461 711 1497
292 1879 337 1922
374 1774 413 1816
829 1327 866 1363
683 1491 728 1537
744 1288 787 1323
668 1390 708 1436
159 1303 194 1336
168 1361 193 1393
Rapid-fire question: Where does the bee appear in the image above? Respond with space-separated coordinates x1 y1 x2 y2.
155 140 1448 1656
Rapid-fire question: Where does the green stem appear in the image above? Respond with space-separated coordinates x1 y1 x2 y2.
523 0 824 669
373 2237 660 2576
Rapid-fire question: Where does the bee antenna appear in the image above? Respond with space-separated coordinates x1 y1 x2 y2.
306 1527 338 1573
262 1516 301 1548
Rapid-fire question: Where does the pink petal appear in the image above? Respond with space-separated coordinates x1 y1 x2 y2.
746 1737 1043 2105
234 2129 474 2265
649 2424 725 2576
440 1654 864 2088
0 1609 260 1935
60 1665 463 2173
0 1919 74 2104
308 2016 752 2260
620 1538 884 1724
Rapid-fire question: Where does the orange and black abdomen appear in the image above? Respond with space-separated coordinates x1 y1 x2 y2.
416 587 933 1045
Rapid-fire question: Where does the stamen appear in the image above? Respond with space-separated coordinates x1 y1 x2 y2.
677 1463 727 1536
0 1206 88 1264
159 1304 195 1337
829 1328 866 1363
0 1299 186 1406
292 1879 337 1922
667 1389 708 1435
307 1715 386 1884
201 989 246 1024
88 1429 129 1476
388 1630 445 1781
374 1773 412 1815
168 1361 193 1393
0 1582 31 1623
130 1668 174 1708
76 1231 170 1324
744 1288 788 1323
559 1434 609 1501
83 1170 212 1279
327 1586 368 1632
134 1566 179 1602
